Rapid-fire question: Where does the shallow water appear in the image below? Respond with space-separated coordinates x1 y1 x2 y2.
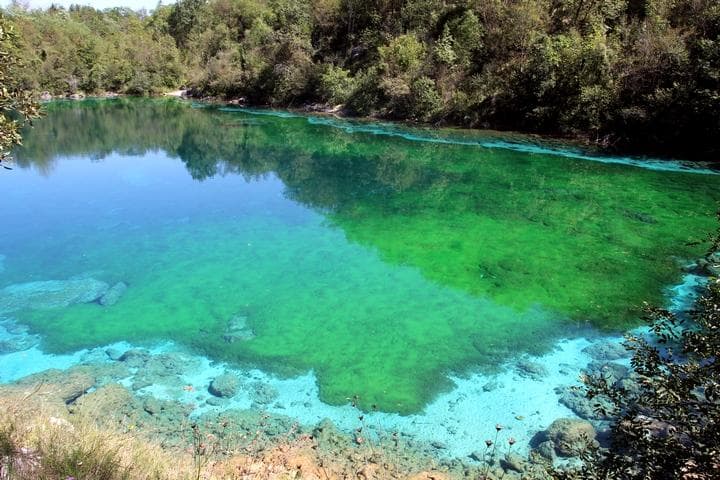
1 98 719 415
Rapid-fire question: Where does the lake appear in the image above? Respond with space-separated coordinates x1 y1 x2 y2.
1 98 718 456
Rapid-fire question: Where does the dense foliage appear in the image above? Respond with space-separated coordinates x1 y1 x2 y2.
555 218 720 479
0 12 39 167
2 0 719 158
3 4 182 96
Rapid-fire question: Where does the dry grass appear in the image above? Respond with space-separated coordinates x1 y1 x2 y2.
0 384 452 480
0 387 187 480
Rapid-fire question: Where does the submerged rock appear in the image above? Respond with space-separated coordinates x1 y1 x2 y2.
143 397 163 415
16 368 95 404
3 322 28 335
693 253 720 277
545 418 597 457
501 452 527 473
118 348 151 368
144 353 189 378
209 372 241 398
206 396 228 407
99 281 127 306
557 385 613 421
0 277 109 314
515 359 549 380
469 451 485 462
0 334 40 354
223 314 255 343
131 377 153 391
105 348 123 361
482 379 503 392
582 340 630 361
250 381 279 406
584 361 629 385
0 318 39 353
707 255 720 276
534 440 556 461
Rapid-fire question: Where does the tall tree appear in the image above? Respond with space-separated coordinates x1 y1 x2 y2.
0 12 39 168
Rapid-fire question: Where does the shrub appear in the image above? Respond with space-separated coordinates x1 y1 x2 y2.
554 214 720 479
317 64 355 105
408 76 442 122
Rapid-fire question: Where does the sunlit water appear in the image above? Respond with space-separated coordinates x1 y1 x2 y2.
1 98 718 418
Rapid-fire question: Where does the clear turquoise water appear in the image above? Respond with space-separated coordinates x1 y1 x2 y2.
1 98 718 413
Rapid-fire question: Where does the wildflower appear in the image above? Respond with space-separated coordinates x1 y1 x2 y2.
508 437 516 446
485 439 493 447
495 423 503 431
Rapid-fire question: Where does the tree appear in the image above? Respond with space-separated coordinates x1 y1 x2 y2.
167 0 205 49
0 12 39 169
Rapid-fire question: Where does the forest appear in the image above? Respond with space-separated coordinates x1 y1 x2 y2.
2 0 719 158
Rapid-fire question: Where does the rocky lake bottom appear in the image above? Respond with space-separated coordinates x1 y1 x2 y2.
0 266 707 478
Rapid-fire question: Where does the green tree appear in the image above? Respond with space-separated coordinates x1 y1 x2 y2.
168 0 205 49
3 0 719 158
0 12 39 168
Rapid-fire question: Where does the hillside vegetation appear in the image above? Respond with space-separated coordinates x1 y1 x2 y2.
2 0 719 156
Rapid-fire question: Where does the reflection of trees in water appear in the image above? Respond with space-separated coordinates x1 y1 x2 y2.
16 99 442 210
18 99 720 230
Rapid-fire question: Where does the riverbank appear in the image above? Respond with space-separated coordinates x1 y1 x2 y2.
37 91 720 170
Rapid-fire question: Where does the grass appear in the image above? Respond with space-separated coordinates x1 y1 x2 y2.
0 389 185 480
0 385 462 480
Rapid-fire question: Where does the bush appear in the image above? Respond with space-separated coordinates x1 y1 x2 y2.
408 76 442 122
317 64 355 105
555 214 720 479
345 67 381 116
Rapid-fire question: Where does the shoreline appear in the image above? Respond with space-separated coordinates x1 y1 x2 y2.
38 91 720 168
0 274 705 468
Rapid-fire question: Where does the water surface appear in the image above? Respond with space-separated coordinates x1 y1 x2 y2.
1 98 718 413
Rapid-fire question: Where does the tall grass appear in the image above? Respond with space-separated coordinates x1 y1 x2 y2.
0 391 182 480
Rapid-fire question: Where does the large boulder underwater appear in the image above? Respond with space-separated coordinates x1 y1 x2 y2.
99 281 128 306
0 277 128 314
0 318 40 354
222 314 256 343
209 372 242 398
543 418 598 457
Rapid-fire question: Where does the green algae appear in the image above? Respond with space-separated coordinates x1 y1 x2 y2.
3 99 719 413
